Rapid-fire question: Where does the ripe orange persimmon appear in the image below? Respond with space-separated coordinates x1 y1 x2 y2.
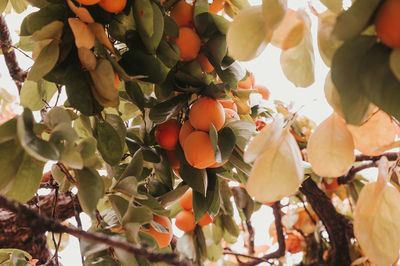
76 0 100 5
41 171 52 183
197 53 214 73
255 85 270 100
114 72 119 89
285 233 302 253
255 120 266 131
141 215 173 248
189 97 225 131
183 131 216 169
218 99 238 112
198 213 215 226
170 0 194 27
237 73 255 89
375 0 400 48
174 27 201 61
179 188 193 210
175 210 196 232
179 120 194 149
155 119 180 151
224 108 240 121
98 0 126 13
208 159 227 168
209 0 225 13
165 150 180 170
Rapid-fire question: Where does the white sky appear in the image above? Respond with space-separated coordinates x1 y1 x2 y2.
0 0 333 265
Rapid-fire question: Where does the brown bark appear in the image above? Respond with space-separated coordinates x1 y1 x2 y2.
0 192 80 264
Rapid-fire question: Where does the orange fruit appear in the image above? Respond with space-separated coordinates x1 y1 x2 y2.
208 159 227 168
170 0 194 27
197 53 214 73
179 120 194 149
165 150 180 170
218 99 238 112
285 233 302 253
175 210 196 232
99 0 126 13
141 215 173 248
237 72 255 89
224 108 240 121
255 85 270 100
209 0 225 13
114 72 119 89
375 0 400 49
183 131 216 169
198 213 215 226
174 27 201 61
179 188 193 210
255 120 266 131
76 0 100 5
41 171 52 183
189 96 225 131
155 119 180 151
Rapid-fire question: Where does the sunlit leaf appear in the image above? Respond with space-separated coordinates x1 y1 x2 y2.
271 9 305 50
317 10 342 67
307 113 355 177
20 79 58 111
68 18 95 49
27 40 59 82
261 0 286 30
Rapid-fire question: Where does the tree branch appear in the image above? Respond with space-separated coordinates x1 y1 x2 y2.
245 220 255 255
355 152 398 162
0 15 27 91
0 195 192 266
337 161 377 184
300 178 353 266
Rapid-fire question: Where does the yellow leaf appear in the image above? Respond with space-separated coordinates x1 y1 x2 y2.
262 0 287 30
246 127 304 203
67 0 95 23
354 158 400 266
227 6 272 61
307 113 355 177
68 18 95 49
88 23 117 56
347 110 398 156
324 71 344 118
317 10 342 67
271 9 306 50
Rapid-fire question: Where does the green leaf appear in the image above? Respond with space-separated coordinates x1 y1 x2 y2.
31 20 64 42
206 34 227 66
0 140 24 193
0 118 18 144
217 127 236 163
262 0 287 30
20 4 65 36
217 61 246 89
95 119 123 166
45 106 72 129
209 123 221 163
219 180 234 215
119 50 169 84
122 204 153 225
280 31 315 88
390 49 400 81
108 195 129 222
149 93 190 123
359 43 400 121
5 153 44 203
27 40 60 82
192 174 220 222
225 120 255 151
331 35 376 125
332 0 382 41
17 108 60 162
114 249 139 266
221 214 240 237
157 38 180 68
227 6 270 61
194 12 230 37
158 184 189 206
119 149 143 180
114 176 140 197
10 0 27 13
133 0 153 38
135 193 170 216
163 16 179 38
109 8 136 43
20 79 58 111
140 2 164 54
76 168 105 219
153 149 173 188
0 0 8 13
320 0 343 13
125 81 148 111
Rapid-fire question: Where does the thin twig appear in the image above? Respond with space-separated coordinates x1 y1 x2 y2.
0 195 192 266
337 161 377 184
245 220 255 255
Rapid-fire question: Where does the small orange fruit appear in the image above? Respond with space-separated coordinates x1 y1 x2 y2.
198 213 215 226
155 119 180 151
208 159 227 168
114 72 120 89
189 96 225 131
141 215 173 248
99 0 126 13
175 210 196 232
170 0 194 27
165 150 180 170
174 27 201 61
285 233 302 253
76 0 100 5
179 188 193 210
237 72 255 89
255 85 270 100
179 120 194 149
218 99 238 112
255 120 266 131
197 53 214 73
375 0 400 49
209 0 225 13
183 131 216 169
